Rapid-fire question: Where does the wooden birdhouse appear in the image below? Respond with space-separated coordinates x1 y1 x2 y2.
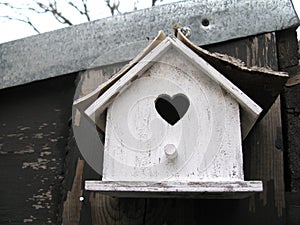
74 30 288 198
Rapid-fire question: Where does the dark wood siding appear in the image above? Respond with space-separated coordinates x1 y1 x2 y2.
277 28 300 225
0 75 76 225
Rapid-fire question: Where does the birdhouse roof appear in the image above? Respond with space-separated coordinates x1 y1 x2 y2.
75 30 288 139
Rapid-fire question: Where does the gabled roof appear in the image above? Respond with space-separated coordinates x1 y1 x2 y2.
176 31 288 119
75 31 266 139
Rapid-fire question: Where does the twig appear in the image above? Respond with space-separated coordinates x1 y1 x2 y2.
0 15 40 33
35 1 73 25
105 0 120 16
68 0 90 21
0 2 45 13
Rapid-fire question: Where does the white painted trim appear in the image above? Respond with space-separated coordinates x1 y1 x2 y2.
85 180 263 198
73 31 166 113
167 36 262 138
84 39 172 122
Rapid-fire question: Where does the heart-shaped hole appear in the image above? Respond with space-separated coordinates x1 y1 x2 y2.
155 93 190 126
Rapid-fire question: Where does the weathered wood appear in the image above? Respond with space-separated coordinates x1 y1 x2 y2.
172 34 264 137
277 28 300 225
205 32 286 223
243 97 286 220
89 194 146 225
282 76 300 192
237 33 286 222
0 74 76 225
85 181 263 199
276 29 299 70
62 159 84 225
206 33 286 222
62 132 101 225
276 28 300 194
285 74 300 87
203 32 288 119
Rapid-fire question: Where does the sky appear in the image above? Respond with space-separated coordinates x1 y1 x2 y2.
0 0 299 44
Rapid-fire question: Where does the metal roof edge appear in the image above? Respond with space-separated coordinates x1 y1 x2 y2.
0 0 299 89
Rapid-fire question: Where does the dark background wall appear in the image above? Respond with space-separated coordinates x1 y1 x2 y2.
279 30 300 225
0 74 76 225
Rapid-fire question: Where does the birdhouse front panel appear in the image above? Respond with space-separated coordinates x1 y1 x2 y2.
102 47 244 182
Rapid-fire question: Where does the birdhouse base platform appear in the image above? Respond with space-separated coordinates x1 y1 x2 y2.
85 180 263 199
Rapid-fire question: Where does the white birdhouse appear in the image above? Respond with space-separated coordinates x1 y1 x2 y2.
74 30 266 198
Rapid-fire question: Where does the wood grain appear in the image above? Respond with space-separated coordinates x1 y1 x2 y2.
62 159 84 225
203 33 288 119
89 193 146 225
276 28 300 225
0 74 76 225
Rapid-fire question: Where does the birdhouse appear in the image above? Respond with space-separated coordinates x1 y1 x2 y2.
73 30 288 198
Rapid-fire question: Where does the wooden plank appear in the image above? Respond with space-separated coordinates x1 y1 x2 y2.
85 181 262 199
89 193 146 225
243 97 286 220
276 29 299 70
62 159 84 225
0 74 76 225
237 33 286 223
276 28 300 224
62 131 101 225
276 28 300 193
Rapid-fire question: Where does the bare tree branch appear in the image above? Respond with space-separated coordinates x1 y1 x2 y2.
68 0 90 21
0 2 44 14
0 0 161 37
0 15 40 33
35 1 73 25
105 0 120 16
